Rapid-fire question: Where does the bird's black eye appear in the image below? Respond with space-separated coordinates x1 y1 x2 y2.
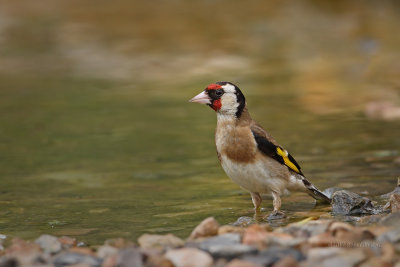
215 89 224 96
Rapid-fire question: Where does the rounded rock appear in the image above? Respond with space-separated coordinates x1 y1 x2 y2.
189 217 219 240
165 247 213 267
35 234 62 254
138 234 184 249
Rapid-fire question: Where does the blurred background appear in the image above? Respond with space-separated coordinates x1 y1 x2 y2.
0 0 399 244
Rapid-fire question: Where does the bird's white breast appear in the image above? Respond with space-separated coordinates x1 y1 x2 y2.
220 154 288 194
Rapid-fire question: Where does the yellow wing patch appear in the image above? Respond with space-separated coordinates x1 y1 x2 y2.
276 147 300 174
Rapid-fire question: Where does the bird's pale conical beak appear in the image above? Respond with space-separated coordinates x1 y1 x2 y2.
189 91 211 104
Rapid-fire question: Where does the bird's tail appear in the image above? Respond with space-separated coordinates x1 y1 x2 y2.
293 174 331 203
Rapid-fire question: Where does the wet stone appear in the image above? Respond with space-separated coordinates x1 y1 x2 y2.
231 216 256 227
331 190 378 215
241 247 305 266
35 234 62 254
323 187 344 199
53 252 102 267
266 211 286 220
189 217 219 240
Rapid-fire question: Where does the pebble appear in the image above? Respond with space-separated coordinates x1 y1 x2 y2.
328 222 375 243
308 232 338 247
5 238 42 266
194 233 257 259
165 247 213 267
218 225 245 235
356 214 385 225
35 234 63 254
115 248 143 267
241 247 305 266
277 219 332 238
379 211 400 227
246 224 304 248
96 245 118 259
53 252 102 267
137 234 184 249
104 238 134 248
143 253 173 267
305 247 367 267
377 227 400 244
58 236 77 248
231 216 256 227
226 259 262 267
69 247 95 256
388 193 400 212
242 224 269 248
189 217 219 240
264 232 305 247
1 215 400 267
274 256 298 267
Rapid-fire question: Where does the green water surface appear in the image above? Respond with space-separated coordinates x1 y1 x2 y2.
0 0 399 244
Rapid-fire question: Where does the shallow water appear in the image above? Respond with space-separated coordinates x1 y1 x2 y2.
0 0 400 244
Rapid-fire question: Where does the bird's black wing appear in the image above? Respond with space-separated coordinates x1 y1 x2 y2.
251 126 303 176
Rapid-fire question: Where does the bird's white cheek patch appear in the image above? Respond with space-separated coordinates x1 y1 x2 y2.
220 95 239 115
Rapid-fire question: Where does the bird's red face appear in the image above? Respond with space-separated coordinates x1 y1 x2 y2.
189 82 246 118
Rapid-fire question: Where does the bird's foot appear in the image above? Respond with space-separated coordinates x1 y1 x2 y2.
266 210 286 220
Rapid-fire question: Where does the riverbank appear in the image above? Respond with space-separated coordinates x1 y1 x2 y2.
2 180 400 267
1 210 399 267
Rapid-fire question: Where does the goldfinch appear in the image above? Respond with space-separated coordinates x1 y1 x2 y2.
189 82 330 219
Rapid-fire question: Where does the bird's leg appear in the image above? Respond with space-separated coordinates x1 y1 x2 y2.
272 191 281 212
267 191 286 219
250 192 262 212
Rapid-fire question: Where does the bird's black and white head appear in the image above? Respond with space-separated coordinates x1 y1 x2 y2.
189 82 246 118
